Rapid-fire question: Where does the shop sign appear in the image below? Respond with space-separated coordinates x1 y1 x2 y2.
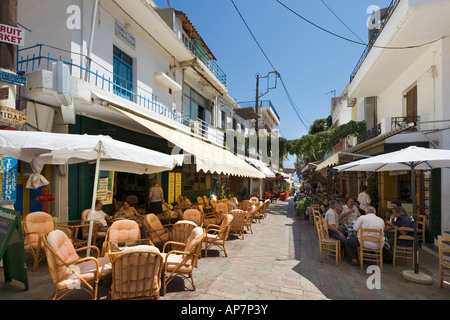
0 157 18 205
0 70 27 87
0 23 25 46
0 106 27 124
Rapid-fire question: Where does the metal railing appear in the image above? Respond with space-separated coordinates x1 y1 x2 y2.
184 38 227 87
17 43 190 125
357 123 381 144
391 116 420 130
350 0 400 82
237 100 281 123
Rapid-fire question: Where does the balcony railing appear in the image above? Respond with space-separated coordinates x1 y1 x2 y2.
17 44 191 123
391 116 420 131
184 38 227 87
350 0 399 82
357 123 381 144
237 100 281 123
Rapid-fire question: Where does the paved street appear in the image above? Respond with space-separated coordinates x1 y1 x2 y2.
2 198 450 301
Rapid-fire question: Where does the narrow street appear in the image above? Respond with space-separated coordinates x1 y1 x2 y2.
2 198 450 301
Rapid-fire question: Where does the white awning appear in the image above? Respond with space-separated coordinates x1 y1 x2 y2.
246 157 276 178
109 106 265 179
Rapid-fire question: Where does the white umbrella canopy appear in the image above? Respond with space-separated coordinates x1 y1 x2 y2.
0 130 183 255
335 146 450 172
335 145 450 281
0 130 182 175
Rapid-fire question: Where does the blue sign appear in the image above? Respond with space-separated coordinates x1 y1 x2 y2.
0 71 27 87
0 157 18 204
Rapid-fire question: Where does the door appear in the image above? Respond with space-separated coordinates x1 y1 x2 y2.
405 85 417 123
113 46 133 101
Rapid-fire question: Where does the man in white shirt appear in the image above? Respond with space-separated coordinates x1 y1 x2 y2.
87 200 112 232
340 197 360 223
344 206 385 266
357 186 371 215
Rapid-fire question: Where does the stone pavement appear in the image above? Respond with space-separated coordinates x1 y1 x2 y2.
2 197 450 301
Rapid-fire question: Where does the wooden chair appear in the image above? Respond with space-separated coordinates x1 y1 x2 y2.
315 215 341 265
182 208 204 227
393 226 414 268
359 228 383 271
43 230 112 300
161 227 205 295
204 214 234 258
417 214 427 244
309 204 320 224
143 214 171 247
229 209 246 240
170 220 197 252
438 235 450 288
101 220 141 256
23 211 61 272
109 245 163 300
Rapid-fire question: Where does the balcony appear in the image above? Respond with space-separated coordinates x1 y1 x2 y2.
237 100 280 128
17 43 224 146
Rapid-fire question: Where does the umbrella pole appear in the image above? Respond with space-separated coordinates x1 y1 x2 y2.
411 167 419 274
86 140 102 257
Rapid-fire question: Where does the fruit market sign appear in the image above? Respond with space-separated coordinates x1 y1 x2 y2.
0 24 25 46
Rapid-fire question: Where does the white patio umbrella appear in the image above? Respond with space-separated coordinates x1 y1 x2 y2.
335 146 450 284
0 130 184 254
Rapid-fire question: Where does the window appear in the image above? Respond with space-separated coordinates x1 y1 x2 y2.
221 111 226 129
183 83 209 121
183 164 212 192
113 46 133 101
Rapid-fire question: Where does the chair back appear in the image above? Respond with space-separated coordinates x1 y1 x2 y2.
360 228 383 249
110 245 163 300
417 214 427 243
44 230 80 284
23 211 56 249
241 200 252 211
249 197 259 204
203 195 210 206
359 228 383 270
196 196 204 205
108 220 141 242
171 220 197 245
183 209 203 226
215 203 229 215
218 214 234 240
438 235 450 288
230 209 246 232
183 227 206 266
394 226 414 246
144 214 170 245
232 197 239 206
81 209 91 239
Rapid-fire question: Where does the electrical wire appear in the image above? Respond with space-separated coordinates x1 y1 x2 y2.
275 0 447 50
229 0 310 131
319 0 366 44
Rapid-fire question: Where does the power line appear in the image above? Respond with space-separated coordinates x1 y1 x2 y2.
319 0 366 44
275 0 447 50
229 0 310 131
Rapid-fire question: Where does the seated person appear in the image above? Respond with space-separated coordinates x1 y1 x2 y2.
385 205 414 247
87 200 112 232
319 198 329 215
157 202 181 222
340 197 360 223
345 206 385 266
324 200 347 249
225 194 237 210
115 201 145 226
176 195 188 210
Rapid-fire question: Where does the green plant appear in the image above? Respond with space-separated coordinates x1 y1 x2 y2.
296 197 312 215
367 174 379 209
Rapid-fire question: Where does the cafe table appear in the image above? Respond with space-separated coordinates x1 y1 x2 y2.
108 238 156 255
56 220 90 248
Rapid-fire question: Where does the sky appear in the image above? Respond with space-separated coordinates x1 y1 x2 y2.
153 0 394 170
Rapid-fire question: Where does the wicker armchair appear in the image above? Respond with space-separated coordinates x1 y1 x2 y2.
182 208 204 227
43 230 112 300
143 214 171 247
198 204 220 227
204 214 234 257
161 227 205 295
81 209 105 246
170 220 197 251
229 209 246 240
110 245 163 300
101 220 141 256
244 205 257 234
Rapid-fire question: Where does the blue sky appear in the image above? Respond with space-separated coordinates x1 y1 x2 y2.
153 0 394 168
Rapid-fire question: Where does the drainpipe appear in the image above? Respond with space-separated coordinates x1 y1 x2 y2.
84 0 99 81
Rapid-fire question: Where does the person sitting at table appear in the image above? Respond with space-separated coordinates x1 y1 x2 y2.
319 198 329 215
115 201 145 227
385 205 414 247
176 195 188 210
157 202 181 223
340 197 360 223
345 206 385 266
87 199 113 232
324 200 348 251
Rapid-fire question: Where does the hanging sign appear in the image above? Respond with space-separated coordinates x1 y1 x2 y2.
0 70 27 87
0 24 25 46
96 171 114 205
0 106 27 124
0 157 18 205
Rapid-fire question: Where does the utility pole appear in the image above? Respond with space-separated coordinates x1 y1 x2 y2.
0 0 17 73
255 74 260 137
